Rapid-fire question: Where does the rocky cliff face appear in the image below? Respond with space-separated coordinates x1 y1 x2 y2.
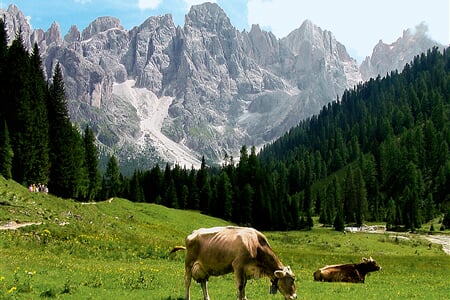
1 4 443 171
360 23 442 81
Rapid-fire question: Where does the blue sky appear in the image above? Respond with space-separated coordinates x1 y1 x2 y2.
2 0 449 61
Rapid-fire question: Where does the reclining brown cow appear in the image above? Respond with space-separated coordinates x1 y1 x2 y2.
313 257 381 283
170 226 297 300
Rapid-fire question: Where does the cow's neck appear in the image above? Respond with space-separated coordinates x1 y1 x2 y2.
356 264 369 276
258 246 284 280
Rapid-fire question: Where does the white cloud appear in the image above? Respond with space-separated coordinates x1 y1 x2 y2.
74 0 92 4
138 0 163 10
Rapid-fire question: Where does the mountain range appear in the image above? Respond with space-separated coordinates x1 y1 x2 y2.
0 3 443 172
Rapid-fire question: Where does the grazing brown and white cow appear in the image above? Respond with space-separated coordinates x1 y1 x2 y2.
170 226 297 300
313 257 381 283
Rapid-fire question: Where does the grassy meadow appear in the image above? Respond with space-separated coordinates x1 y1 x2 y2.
0 176 449 299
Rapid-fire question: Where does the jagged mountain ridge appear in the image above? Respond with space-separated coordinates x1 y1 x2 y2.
1 3 443 171
360 22 441 81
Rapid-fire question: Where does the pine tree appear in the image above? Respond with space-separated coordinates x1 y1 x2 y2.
83 126 100 200
321 175 340 225
343 166 357 224
216 171 233 220
187 167 199 208
0 120 13 179
47 63 78 197
241 183 254 225
334 197 345 231
354 167 368 226
199 178 212 214
166 179 178 208
68 125 89 199
385 198 396 230
0 17 8 122
5 30 33 184
28 43 50 185
197 157 209 210
102 155 120 199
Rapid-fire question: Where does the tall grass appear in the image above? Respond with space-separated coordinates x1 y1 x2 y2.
1 176 449 299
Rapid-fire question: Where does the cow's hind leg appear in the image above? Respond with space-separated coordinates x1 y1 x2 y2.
200 280 210 300
184 267 192 300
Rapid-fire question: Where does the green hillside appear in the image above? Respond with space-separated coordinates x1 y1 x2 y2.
0 175 229 246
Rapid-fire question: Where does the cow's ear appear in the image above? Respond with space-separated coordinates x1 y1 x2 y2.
274 270 286 278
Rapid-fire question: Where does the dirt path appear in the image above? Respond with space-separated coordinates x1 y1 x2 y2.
423 235 450 255
345 225 450 256
0 221 41 230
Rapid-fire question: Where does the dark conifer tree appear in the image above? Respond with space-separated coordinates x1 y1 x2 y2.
142 165 162 203
215 170 233 220
197 157 209 210
4 30 33 184
0 17 8 121
28 43 50 185
343 166 357 223
166 179 178 208
385 198 396 230
180 184 189 209
83 125 101 200
200 178 212 214
102 155 120 199
354 166 368 226
47 63 78 197
162 163 172 207
188 168 199 207
0 120 13 179
68 125 89 199
333 197 345 231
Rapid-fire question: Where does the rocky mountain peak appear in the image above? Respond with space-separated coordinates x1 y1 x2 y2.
45 21 63 46
6 3 19 13
281 19 361 92
81 16 124 40
2 4 33 47
138 13 175 31
246 24 279 66
64 25 81 43
283 20 333 55
185 2 233 32
360 22 441 81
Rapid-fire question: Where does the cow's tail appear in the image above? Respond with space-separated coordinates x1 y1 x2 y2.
170 245 186 254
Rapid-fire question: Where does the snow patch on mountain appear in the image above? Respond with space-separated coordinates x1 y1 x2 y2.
112 80 202 168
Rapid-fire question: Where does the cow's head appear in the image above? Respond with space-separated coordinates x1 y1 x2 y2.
362 257 381 272
271 266 297 299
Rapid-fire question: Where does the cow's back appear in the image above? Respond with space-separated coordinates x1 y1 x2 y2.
185 226 261 278
315 264 363 282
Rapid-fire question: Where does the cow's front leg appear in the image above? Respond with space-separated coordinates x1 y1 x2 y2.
200 280 210 300
234 270 248 300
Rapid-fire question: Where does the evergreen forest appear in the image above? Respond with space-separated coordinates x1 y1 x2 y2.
0 15 449 231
